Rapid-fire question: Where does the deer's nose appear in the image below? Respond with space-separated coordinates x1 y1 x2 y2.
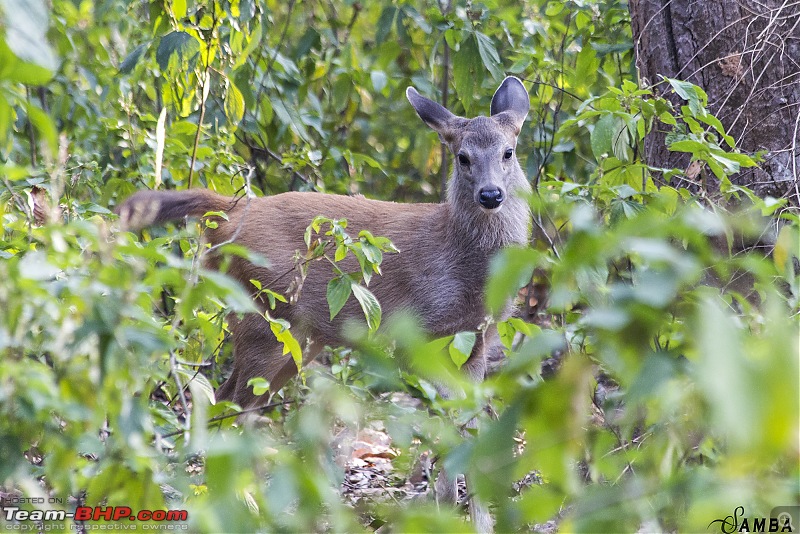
478 187 504 209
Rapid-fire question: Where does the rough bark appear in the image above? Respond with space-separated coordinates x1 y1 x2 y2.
630 0 800 205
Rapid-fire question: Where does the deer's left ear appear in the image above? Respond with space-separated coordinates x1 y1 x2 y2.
407 87 456 132
407 86 468 144
490 76 529 135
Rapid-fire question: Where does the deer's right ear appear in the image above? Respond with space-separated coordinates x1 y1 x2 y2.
406 87 456 134
490 76 529 135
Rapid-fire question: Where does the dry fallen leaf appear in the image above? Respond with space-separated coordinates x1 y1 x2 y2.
686 160 703 180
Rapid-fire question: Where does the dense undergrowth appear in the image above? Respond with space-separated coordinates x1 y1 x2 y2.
0 1 797 532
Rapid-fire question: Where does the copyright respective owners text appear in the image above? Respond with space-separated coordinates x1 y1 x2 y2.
1 499 189 531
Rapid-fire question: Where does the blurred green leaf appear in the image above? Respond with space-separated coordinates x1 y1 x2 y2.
1 0 57 72
119 43 148 74
486 247 540 315
224 79 245 125
156 31 199 71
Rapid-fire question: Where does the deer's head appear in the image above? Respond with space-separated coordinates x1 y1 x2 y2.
406 77 531 215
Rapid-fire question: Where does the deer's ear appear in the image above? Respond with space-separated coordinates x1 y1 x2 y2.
490 76 529 134
406 87 457 134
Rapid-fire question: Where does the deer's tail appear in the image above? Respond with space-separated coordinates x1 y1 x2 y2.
115 189 236 230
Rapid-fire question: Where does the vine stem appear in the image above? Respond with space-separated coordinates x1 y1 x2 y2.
26 87 38 168
187 6 219 190
187 70 210 190
439 0 453 202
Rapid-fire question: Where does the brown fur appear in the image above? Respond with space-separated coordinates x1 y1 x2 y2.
117 77 531 533
117 77 532 408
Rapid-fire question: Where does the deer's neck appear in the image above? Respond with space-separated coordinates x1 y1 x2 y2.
441 195 530 253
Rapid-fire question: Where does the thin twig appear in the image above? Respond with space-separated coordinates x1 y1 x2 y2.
439 0 453 202
169 350 191 437
187 8 219 189
253 0 297 116
26 87 38 168
159 400 296 439
187 71 210 189
791 101 799 203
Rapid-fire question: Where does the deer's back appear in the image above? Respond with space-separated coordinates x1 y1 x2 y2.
208 191 494 342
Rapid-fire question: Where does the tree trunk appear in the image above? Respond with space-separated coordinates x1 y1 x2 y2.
630 0 800 205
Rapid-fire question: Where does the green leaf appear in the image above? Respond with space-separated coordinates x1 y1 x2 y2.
224 79 245 125
448 331 476 369
154 106 166 188
25 103 57 155
260 288 288 310
575 45 600 88
591 114 626 162
696 112 735 147
658 186 680 215
0 38 52 84
270 318 303 370
370 70 388 93
119 43 148 74
2 60 52 85
176 368 216 405
171 0 187 18
693 295 751 447
327 275 352 320
156 31 199 71
658 110 677 126
665 77 707 116
668 138 707 155
474 32 504 82
351 283 381 331
331 74 352 114
709 151 741 175
773 224 798 273
334 244 347 262
376 6 397 43
402 6 431 34
486 247 540 315
395 9 410 43
361 242 382 267
498 317 541 349
717 150 757 167
233 23 263 70
246 377 270 396
545 2 564 16
612 119 632 162
0 97 12 145
591 41 633 55
1 0 58 72
575 11 592 30
453 34 481 114
271 97 310 142
469 402 522 501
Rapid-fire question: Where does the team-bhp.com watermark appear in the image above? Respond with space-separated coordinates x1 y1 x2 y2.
1 498 188 531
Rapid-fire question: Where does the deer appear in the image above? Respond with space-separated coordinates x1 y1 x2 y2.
116 76 532 532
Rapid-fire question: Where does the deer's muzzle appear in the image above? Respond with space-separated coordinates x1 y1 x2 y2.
478 187 504 210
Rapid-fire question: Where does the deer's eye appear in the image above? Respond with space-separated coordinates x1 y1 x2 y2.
504 148 514 160
458 153 471 167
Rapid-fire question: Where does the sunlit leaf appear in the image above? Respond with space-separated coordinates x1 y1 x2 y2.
224 78 245 125
351 283 381 331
